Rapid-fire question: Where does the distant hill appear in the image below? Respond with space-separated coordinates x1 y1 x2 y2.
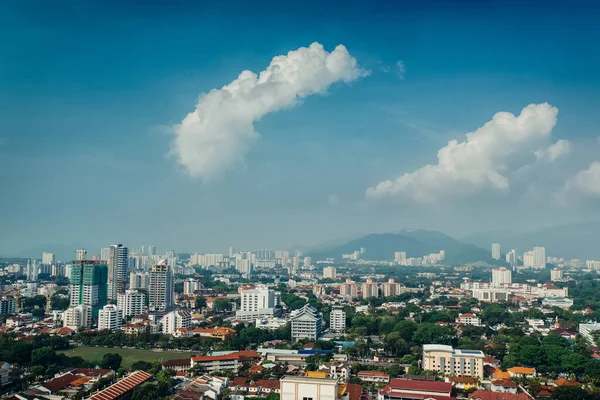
462 222 600 260
309 229 496 265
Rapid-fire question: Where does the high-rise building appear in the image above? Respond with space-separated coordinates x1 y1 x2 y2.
183 278 201 295
148 260 173 312
235 286 281 322
69 260 108 315
491 243 501 260
63 304 92 330
505 249 517 268
290 304 323 341
361 278 379 299
323 266 336 279
26 259 39 281
523 251 535 268
0 298 16 315
339 278 358 299
108 244 128 300
330 308 346 333
236 258 252 279
551 268 564 282
533 247 546 268
394 251 407 264
381 278 401 297
100 247 111 262
98 304 123 331
74 249 87 261
148 246 156 256
492 267 512 287
161 310 191 335
117 290 145 318
42 252 55 265
129 272 149 290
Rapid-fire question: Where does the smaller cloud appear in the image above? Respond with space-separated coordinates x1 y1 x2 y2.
563 161 600 198
534 139 572 163
328 194 341 206
396 61 406 79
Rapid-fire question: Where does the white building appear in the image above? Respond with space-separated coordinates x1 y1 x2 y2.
456 313 482 326
323 266 336 279
63 304 92 330
74 249 87 261
42 252 55 265
579 322 600 344
330 308 346 333
541 297 573 310
235 286 281 322
533 247 546 268
491 243 501 260
161 310 191 335
280 376 338 400
361 278 379 299
148 261 173 312
381 278 401 297
129 272 149 290
492 267 512 287
100 247 110 262
290 304 323 341
255 317 288 330
183 278 202 295
422 344 484 379
505 249 517 268
394 252 407 264
117 290 145 317
551 268 564 282
98 304 123 331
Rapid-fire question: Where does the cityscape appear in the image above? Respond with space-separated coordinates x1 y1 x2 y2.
2 1 600 400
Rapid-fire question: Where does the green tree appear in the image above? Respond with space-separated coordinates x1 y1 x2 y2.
100 353 122 370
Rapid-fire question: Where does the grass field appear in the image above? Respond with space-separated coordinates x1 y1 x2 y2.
59 346 194 368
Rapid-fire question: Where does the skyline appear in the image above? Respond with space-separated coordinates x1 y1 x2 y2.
2 1 600 255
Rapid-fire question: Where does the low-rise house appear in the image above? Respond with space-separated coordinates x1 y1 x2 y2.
357 371 390 383
191 351 260 374
88 370 153 400
162 358 192 373
468 390 530 400
447 376 478 390
378 378 454 400
490 379 518 394
507 366 536 378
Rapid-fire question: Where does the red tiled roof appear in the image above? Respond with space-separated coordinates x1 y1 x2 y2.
231 377 247 386
492 379 517 388
254 379 280 389
345 383 364 400
358 371 389 377
41 373 77 392
76 368 113 377
469 390 530 400
192 350 259 363
162 358 191 367
386 378 452 393
89 371 153 400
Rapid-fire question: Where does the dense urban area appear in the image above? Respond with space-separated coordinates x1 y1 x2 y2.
0 238 599 400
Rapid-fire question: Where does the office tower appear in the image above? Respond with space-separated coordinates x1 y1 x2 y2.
100 247 110 262
290 304 323 341
63 305 92 330
492 267 512 287
129 272 149 290
381 278 401 297
26 259 39 281
551 268 564 282
69 260 108 315
98 304 123 331
160 310 191 335
117 290 145 318
108 244 128 300
361 278 379 299
394 251 407 264
148 246 156 256
42 252 55 265
330 308 346 333
235 286 281 321
491 243 501 260
506 249 517 268
183 278 201 295
533 247 546 268
323 266 336 279
148 260 173 312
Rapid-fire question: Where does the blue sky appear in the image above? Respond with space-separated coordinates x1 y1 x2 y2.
1 1 600 257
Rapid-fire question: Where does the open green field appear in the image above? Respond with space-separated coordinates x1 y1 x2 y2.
59 346 194 369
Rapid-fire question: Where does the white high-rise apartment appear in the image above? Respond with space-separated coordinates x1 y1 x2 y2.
117 290 145 317
523 251 535 268
183 278 201 295
100 248 110 262
42 252 55 265
323 266 336 279
290 304 323 341
491 243 501 260
129 272 149 290
98 304 123 331
148 261 173 312
492 267 512 287
505 249 517 268
381 278 401 297
63 305 92 330
26 259 39 281
161 310 191 335
551 268 564 282
330 308 346 333
74 249 87 261
236 258 252 279
108 244 128 300
394 251 407 264
235 286 281 321
533 247 546 268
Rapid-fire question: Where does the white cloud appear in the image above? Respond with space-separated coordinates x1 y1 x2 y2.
366 103 559 203
170 42 368 180
396 60 405 79
564 161 600 198
534 139 572 163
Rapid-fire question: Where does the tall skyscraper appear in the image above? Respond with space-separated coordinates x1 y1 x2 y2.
505 249 517 268
70 260 108 315
533 247 546 268
491 243 501 260
42 252 55 265
148 260 173 312
108 244 128 300
26 259 39 281
100 247 110 262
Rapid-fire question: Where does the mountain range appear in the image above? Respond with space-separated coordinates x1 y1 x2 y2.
309 229 499 265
